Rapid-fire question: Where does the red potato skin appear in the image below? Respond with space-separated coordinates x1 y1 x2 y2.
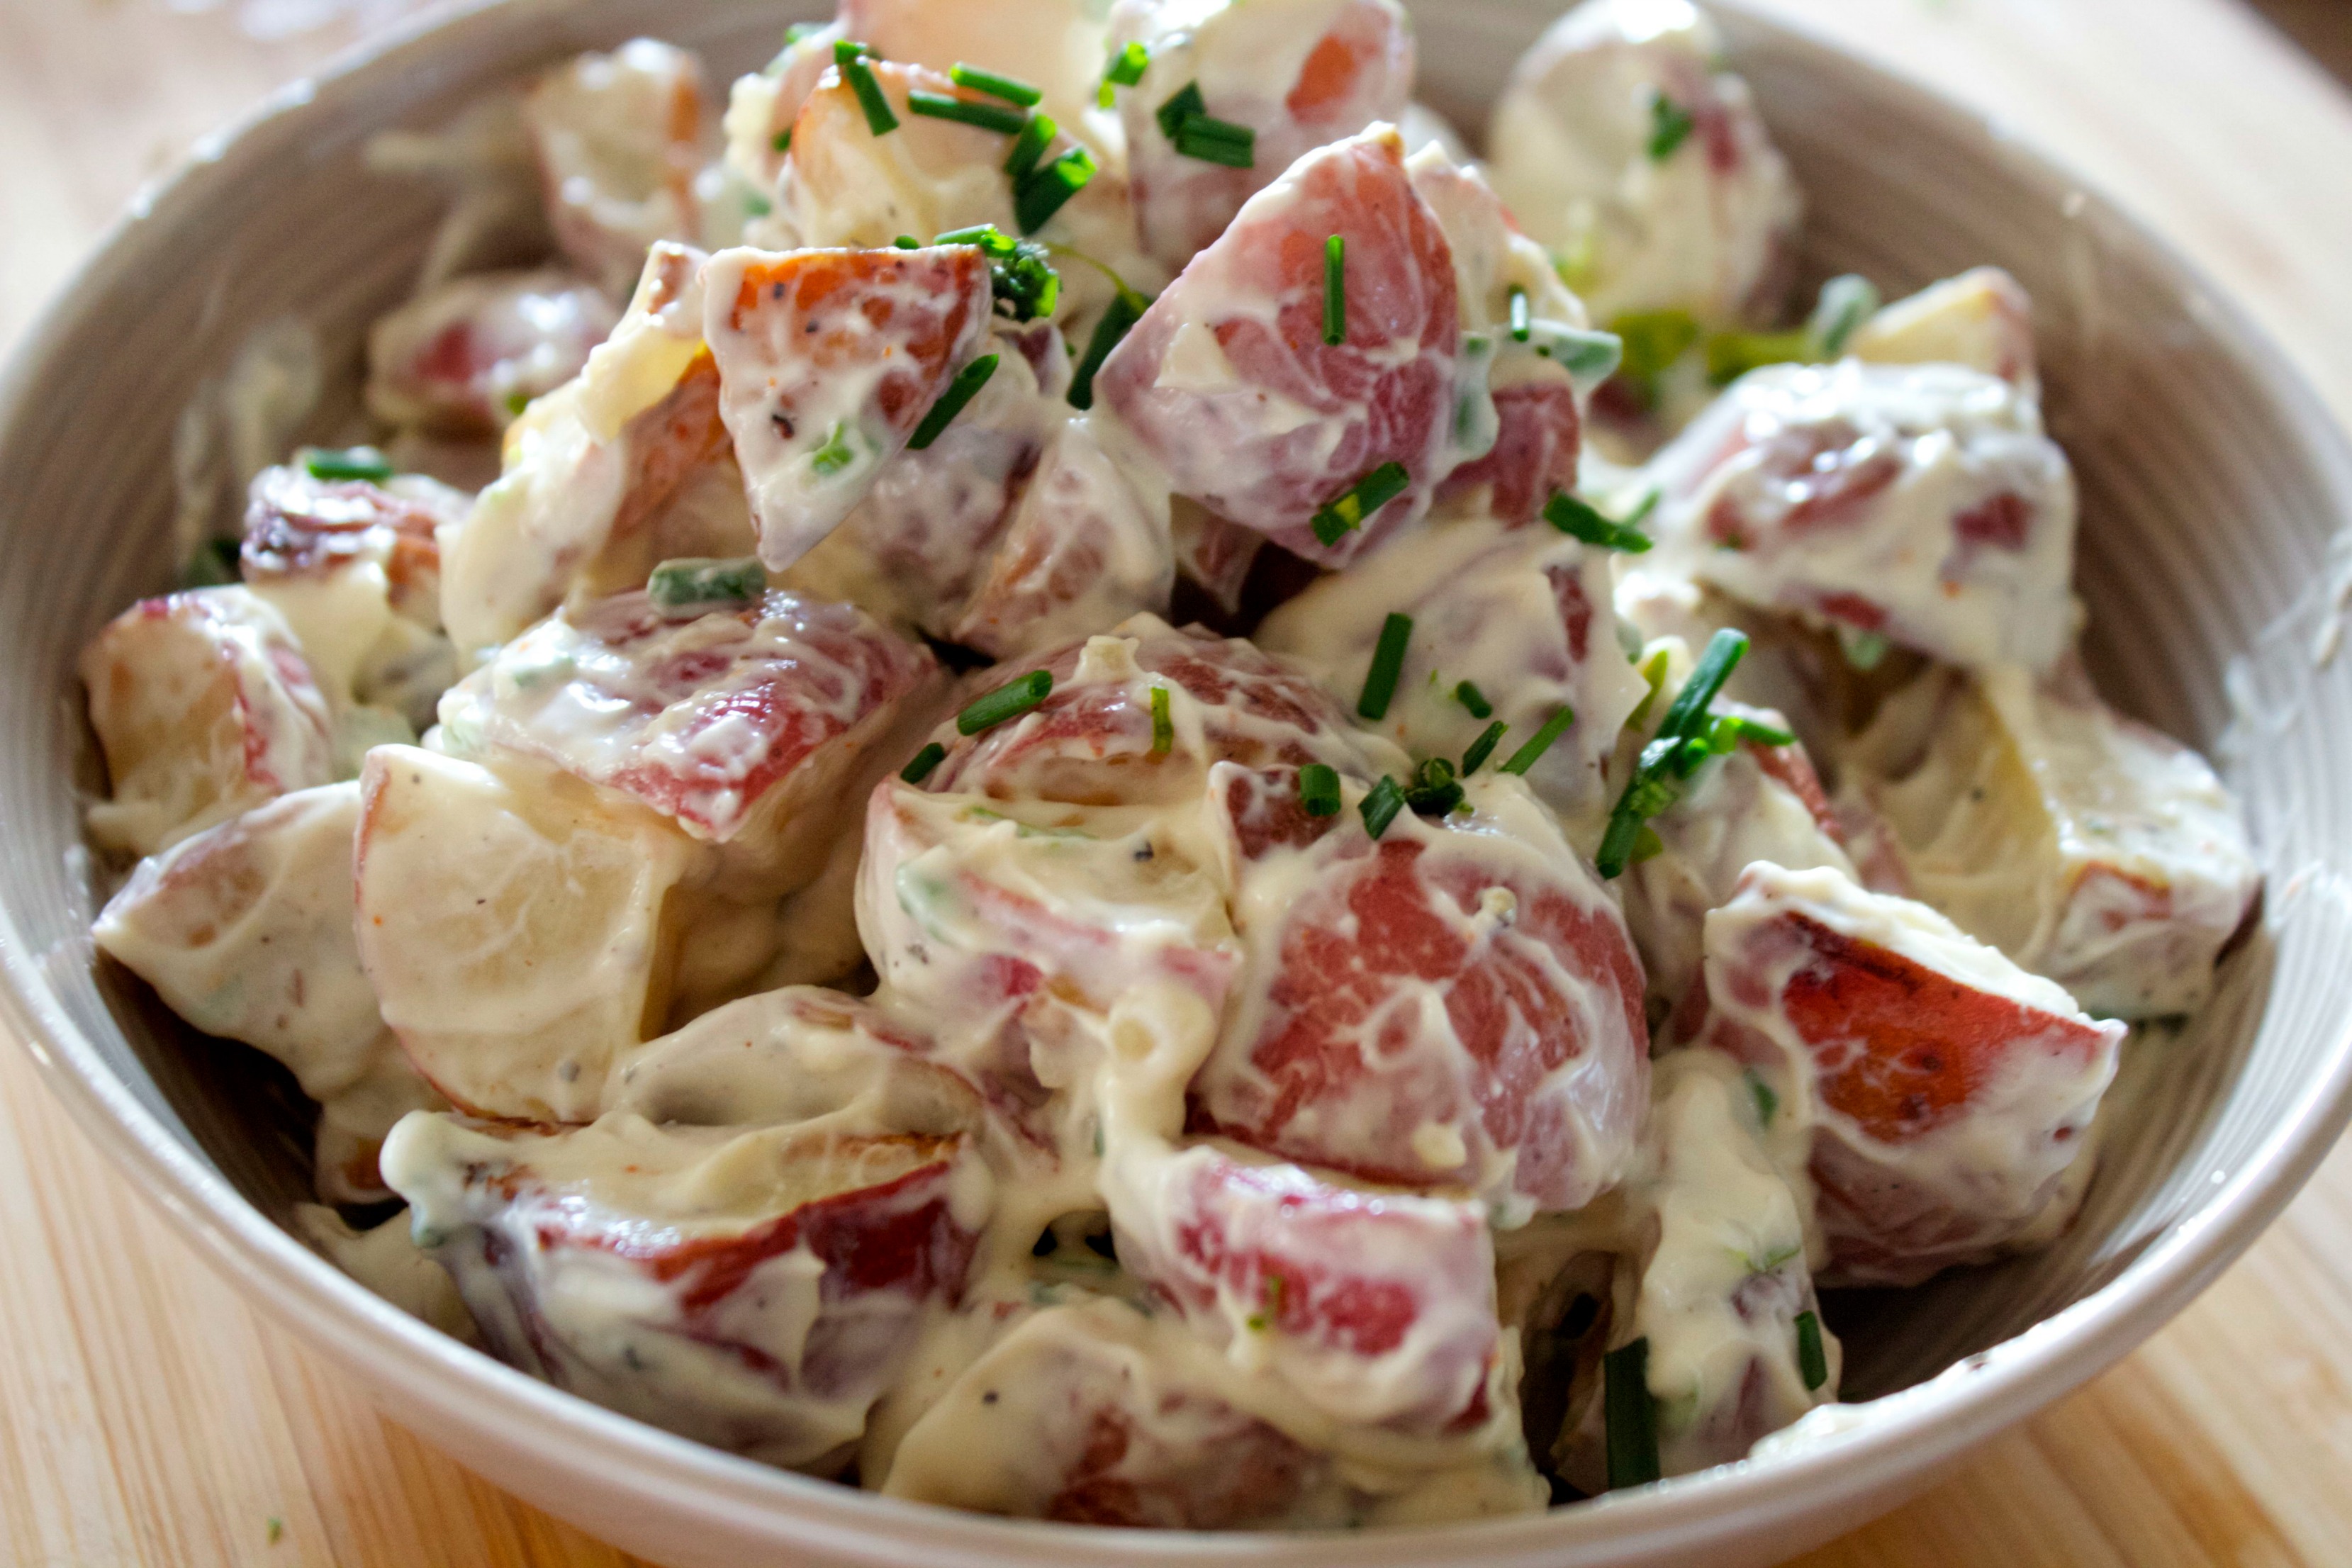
719 246 992 448
1189 828 1650 1209
1044 1401 1324 1528
241 466 446 617
1098 130 1460 567
1438 380 1582 526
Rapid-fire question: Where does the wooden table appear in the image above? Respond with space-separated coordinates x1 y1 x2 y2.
5 1 2351 1562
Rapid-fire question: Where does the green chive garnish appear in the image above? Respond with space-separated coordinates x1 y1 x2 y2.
1310 461 1411 547
949 63 1041 107
810 422 857 477
1454 680 1493 719
301 447 393 483
1508 285 1531 343
1747 1069 1779 1127
1809 273 1881 357
1174 116 1255 167
1461 720 1507 776
1704 327 1811 386
902 741 947 784
1070 286 1147 410
646 556 765 611
1104 41 1149 91
907 91 1028 135
893 234 921 250
936 223 1017 254
1656 629 1749 744
1603 1338 1662 1488
1532 323 1624 387
1545 490 1655 553
1155 82 1205 141
772 127 793 154
1014 145 1097 234
1357 612 1413 721
837 42 899 136
1647 91 1695 161
1405 756 1462 817
1003 111 1058 181
958 669 1054 734
1359 775 1406 840
1298 763 1342 817
909 354 1000 450
181 536 243 589
783 21 820 45
1501 707 1574 775
1594 629 1752 879
1150 685 1173 754
1323 235 1346 347
1796 1310 1829 1391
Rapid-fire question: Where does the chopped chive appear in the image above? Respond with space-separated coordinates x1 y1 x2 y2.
1508 285 1531 343
1310 460 1412 547
957 668 1054 734
1155 81 1206 141
1357 612 1413 721
1595 630 1752 878
909 354 1000 449
1174 116 1255 167
907 91 1029 135
1532 323 1624 389
935 223 1017 254
1069 286 1148 410
1105 40 1149 88
1359 775 1406 840
1453 680 1493 719
1501 706 1575 775
1626 647 1671 730
772 126 793 154
901 741 947 784
1014 145 1097 234
1461 720 1507 776
893 234 921 250
1632 824 1666 863
833 38 875 64
1704 327 1812 386
1747 1068 1779 1127
840 48 899 136
1545 490 1654 552
1297 763 1342 817
1323 235 1347 347
950 63 1042 107
743 192 773 217
1796 1310 1829 1391
181 536 243 589
1809 273 1881 357
1405 756 1462 817
301 446 393 483
1656 629 1750 744
1712 712 1796 749
809 422 858 477
1839 627 1892 671
646 556 765 611
1003 111 1058 181
1603 1338 1662 1489
783 21 820 46
1647 91 1696 162
1150 685 1173 754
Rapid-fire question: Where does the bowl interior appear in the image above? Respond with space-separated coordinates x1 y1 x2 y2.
4 0 2350 1499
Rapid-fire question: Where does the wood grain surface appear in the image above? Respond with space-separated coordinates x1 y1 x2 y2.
3 1 2350 1564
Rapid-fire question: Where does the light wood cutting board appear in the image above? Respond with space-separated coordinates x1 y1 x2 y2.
3 1 2350 1563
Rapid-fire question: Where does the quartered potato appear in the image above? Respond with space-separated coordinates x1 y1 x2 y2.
365 267 620 438
1699 863 2124 1287
1839 663 2261 1019
82 588 337 856
1852 266 2039 393
524 39 709 296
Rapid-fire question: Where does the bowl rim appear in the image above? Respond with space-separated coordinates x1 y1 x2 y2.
5 1 2351 1562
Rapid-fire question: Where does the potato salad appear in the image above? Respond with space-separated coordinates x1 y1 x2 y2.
81 0 2261 1528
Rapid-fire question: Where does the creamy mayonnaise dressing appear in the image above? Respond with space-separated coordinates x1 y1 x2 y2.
77 0 2263 1533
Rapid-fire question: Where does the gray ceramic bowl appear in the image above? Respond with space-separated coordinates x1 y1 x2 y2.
4 2 2349 1564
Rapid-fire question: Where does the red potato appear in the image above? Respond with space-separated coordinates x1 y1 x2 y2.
382 1110 983 1472
524 40 708 298
1852 267 2039 393
839 0 1116 134
241 465 452 629
719 23 845 198
1096 125 1462 568
365 267 621 438
439 587 940 897
1646 360 2078 673
881 1299 1346 1526
1107 1143 1503 1437
442 243 748 658
703 243 992 571
1170 504 1267 618
924 616 1382 810
1190 778 1651 1212
1109 0 1415 273
354 746 707 1123
80 588 336 856
1698 863 2124 1286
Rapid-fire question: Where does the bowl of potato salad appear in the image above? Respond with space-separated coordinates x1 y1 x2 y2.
6 0 2350 1562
